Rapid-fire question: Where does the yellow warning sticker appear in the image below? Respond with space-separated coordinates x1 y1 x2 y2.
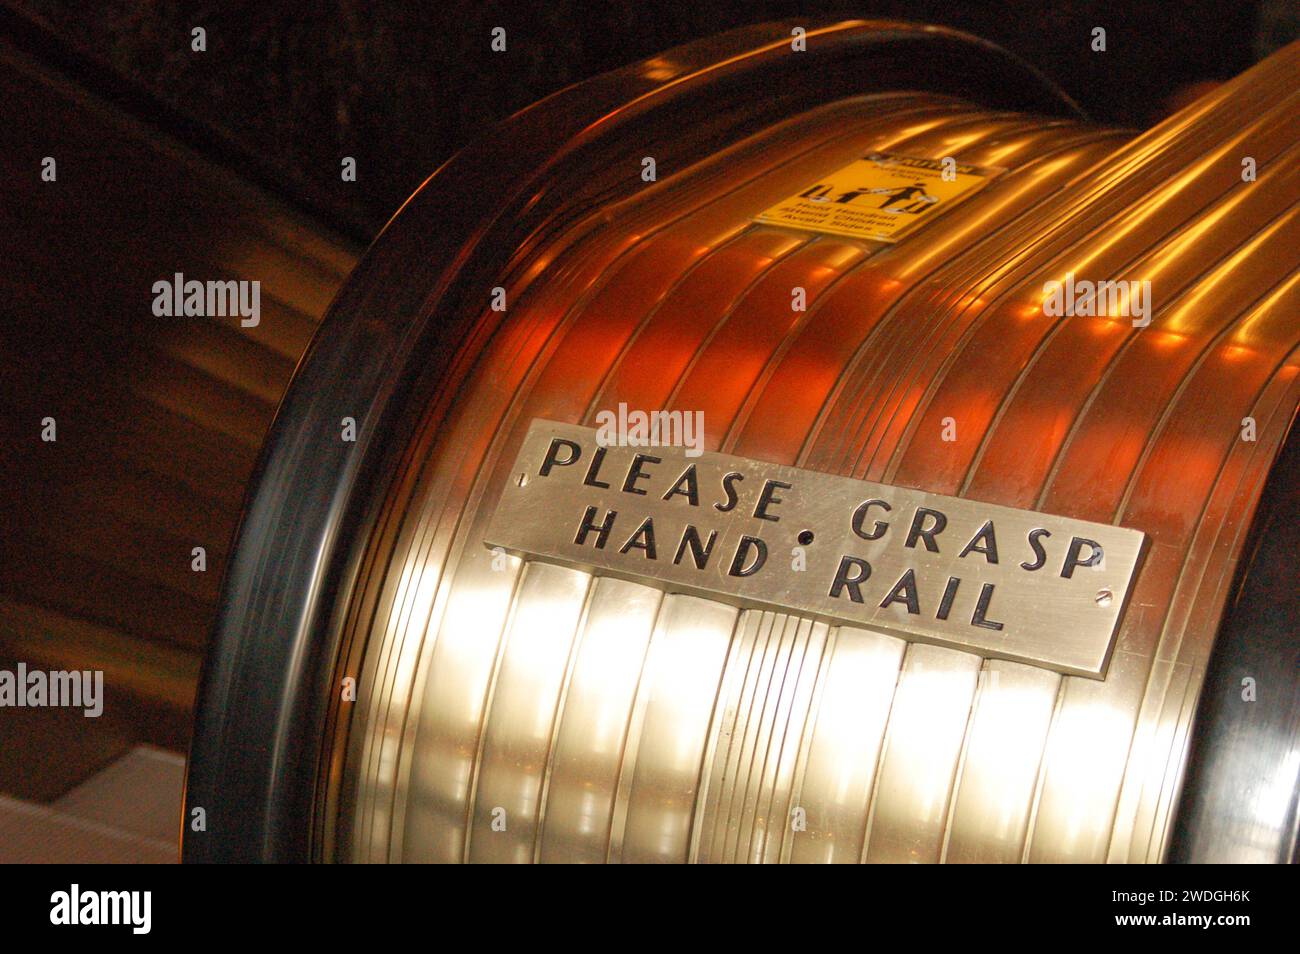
755 152 1002 243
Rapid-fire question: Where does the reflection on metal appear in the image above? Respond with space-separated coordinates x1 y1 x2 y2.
487 420 1145 677
184 21 1300 864
1168 417 1300 864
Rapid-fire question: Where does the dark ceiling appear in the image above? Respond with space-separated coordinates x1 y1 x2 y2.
5 1 1290 241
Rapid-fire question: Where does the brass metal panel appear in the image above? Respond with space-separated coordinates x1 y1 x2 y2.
322 37 1300 864
863 644 982 862
536 578 663 863
695 612 830 863
465 562 590 863
786 626 904 863
943 660 1060 863
611 594 737 863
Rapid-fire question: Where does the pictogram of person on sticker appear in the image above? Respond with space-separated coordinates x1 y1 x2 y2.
842 181 939 214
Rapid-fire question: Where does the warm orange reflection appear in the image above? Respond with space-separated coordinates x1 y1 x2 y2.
331 41 1300 867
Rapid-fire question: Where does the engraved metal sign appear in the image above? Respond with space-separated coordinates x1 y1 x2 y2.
485 420 1147 678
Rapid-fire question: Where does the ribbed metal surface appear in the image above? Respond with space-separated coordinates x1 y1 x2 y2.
324 42 1300 863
